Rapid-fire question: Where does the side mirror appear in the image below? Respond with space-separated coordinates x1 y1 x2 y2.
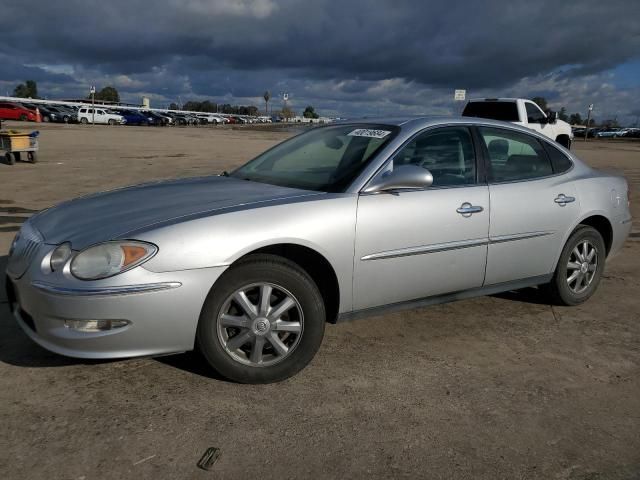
546 111 558 124
363 165 433 193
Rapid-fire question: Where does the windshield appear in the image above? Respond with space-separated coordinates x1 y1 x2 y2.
231 124 398 192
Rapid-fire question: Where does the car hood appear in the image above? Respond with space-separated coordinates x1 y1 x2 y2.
30 176 318 249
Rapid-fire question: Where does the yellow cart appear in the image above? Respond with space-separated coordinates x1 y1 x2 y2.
0 130 39 165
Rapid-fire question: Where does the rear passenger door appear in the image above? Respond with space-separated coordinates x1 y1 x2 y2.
478 126 578 285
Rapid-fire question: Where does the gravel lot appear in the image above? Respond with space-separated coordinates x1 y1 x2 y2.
1 122 638 479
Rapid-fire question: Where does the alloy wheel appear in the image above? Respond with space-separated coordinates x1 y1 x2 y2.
216 282 304 367
566 240 598 294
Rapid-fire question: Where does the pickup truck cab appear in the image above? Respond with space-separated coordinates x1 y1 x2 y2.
462 98 573 149
77 107 125 125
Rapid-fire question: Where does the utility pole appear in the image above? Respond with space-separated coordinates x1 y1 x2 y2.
90 85 96 125
584 104 593 141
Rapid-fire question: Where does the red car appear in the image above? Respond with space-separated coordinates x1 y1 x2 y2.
0 102 37 121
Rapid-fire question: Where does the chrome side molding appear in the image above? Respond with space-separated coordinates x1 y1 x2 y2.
31 281 182 296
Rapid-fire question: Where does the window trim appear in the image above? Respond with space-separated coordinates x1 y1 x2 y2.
361 124 483 194
474 125 572 185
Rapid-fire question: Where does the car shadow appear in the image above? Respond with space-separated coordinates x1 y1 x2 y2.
490 286 552 305
154 352 227 381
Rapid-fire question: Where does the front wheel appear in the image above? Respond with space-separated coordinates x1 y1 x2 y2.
197 254 326 383
108 119 116 126
545 226 606 306
80 117 88 124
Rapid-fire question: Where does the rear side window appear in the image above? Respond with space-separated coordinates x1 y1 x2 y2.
478 127 553 182
543 142 573 174
462 101 519 122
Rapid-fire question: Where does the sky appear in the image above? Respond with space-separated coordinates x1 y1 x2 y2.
1 0 639 123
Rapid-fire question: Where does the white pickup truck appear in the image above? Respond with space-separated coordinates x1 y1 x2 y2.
77 107 125 125
462 98 573 149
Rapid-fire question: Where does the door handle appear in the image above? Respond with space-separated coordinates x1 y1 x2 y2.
456 202 484 217
554 194 575 206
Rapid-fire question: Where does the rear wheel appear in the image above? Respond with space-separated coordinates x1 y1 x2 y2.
19 114 27 121
546 226 605 306
197 254 326 383
80 117 88 124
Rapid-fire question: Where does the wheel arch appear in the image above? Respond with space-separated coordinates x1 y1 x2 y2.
231 243 341 324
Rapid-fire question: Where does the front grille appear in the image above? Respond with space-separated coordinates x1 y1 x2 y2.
7 222 43 278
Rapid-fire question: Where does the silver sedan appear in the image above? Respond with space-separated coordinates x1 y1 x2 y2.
6 117 632 383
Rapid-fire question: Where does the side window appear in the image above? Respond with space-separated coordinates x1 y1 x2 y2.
393 127 476 187
525 102 546 123
543 141 573 174
479 127 553 182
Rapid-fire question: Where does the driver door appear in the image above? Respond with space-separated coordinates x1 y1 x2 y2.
353 126 490 310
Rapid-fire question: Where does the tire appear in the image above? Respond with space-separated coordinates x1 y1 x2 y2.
196 254 326 383
545 226 606 306
27 151 37 164
13 152 21 163
108 119 116 126
5 152 14 165
19 114 27 122
43 116 50 123
80 117 88 124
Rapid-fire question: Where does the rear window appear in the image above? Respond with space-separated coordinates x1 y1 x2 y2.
462 101 519 122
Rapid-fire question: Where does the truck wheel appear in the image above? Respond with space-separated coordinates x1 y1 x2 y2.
80 118 88 124
556 135 571 149
197 254 326 383
108 119 116 126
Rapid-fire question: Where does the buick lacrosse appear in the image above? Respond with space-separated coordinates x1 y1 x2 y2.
6 117 631 383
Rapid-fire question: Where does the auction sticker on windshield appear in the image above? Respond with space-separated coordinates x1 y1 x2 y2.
347 129 391 139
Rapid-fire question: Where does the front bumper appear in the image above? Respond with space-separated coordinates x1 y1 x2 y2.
6 257 227 359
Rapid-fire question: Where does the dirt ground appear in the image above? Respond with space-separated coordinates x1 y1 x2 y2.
0 122 638 480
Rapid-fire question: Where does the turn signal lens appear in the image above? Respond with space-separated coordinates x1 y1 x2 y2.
70 241 157 280
64 319 129 332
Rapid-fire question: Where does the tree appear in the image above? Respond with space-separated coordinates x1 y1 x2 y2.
531 96 548 112
92 86 120 103
568 113 583 125
13 80 39 98
558 107 568 122
169 102 179 110
303 105 319 119
263 91 271 115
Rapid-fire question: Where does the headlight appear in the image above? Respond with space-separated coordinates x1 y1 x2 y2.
50 242 72 271
70 241 157 280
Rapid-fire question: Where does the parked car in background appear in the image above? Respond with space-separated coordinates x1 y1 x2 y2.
45 105 76 123
0 102 37 121
6 117 631 383
462 98 573 148
112 109 153 126
596 128 627 138
141 111 170 126
77 107 125 125
196 113 225 124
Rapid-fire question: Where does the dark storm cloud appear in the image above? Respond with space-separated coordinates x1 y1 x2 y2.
0 0 638 117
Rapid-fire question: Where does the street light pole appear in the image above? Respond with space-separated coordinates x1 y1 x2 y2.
90 85 96 125
584 104 593 141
